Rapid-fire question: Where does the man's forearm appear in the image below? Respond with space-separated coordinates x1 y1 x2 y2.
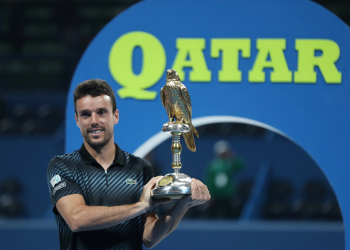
70 202 148 232
143 203 189 248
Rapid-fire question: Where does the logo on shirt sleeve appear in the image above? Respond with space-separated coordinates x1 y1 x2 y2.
126 178 137 184
50 175 62 187
52 182 66 195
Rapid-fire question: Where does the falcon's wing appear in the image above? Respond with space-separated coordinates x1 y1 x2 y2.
160 87 165 108
180 86 192 117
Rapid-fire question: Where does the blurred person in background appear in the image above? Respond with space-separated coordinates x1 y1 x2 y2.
46 79 210 250
205 140 245 217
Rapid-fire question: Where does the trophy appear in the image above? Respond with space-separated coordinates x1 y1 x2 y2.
152 69 199 199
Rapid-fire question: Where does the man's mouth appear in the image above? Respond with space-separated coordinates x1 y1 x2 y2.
89 129 103 135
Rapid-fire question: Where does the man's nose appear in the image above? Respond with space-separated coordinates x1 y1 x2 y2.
90 113 99 126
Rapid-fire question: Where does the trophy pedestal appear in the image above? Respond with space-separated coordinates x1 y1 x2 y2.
151 122 192 199
152 173 192 199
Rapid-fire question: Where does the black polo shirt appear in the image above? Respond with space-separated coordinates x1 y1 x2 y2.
47 143 155 250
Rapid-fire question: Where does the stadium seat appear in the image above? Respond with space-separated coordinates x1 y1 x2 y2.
303 181 327 199
37 61 64 74
0 21 11 39
0 7 12 19
21 42 67 56
292 200 324 219
0 194 24 218
37 104 59 120
37 104 63 133
322 201 342 220
12 104 36 122
0 60 8 76
229 196 245 218
268 180 293 199
0 42 14 56
21 118 47 134
260 180 294 220
24 7 54 21
77 7 124 21
0 117 21 134
22 23 59 39
8 60 34 74
0 178 22 194
262 200 291 219
0 179 24 218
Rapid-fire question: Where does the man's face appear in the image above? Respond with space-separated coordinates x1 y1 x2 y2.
75 95 119 149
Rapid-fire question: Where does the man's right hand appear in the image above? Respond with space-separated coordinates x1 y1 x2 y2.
139 176 171 211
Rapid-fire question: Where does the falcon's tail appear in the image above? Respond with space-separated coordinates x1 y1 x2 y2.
182 123 199 152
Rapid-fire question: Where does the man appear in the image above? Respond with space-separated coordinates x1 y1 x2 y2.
47 79 210 250
205 140 245 217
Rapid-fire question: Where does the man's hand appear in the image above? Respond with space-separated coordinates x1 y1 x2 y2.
142 178 210 248
139 176 171 211
178 178 211 209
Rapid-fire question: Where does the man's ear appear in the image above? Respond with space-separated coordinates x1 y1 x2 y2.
75 113 80 128
114 109 119 125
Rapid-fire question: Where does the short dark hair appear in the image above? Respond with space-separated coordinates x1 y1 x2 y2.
73 79 117 115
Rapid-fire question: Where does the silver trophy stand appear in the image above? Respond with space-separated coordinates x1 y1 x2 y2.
151 123 192 199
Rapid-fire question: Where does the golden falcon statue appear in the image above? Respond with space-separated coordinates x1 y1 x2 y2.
160 69 199 152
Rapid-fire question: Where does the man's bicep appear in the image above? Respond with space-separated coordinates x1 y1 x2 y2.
47 158 83 214
56 194 86 228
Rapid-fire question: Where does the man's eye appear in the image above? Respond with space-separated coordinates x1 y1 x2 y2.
81 113 90 117
98 110 106 115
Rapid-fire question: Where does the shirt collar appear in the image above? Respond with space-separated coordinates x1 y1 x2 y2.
78 143 125 166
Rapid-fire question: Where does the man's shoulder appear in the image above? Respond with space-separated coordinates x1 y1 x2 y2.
51 150 81 163
47 150 81 172
123 151 152 168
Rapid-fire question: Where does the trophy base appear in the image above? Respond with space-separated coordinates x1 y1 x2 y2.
151 173 192 199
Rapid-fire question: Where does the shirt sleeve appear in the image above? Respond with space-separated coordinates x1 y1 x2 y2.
47 157 83 214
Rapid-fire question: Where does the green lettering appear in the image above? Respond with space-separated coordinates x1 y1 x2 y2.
108 31 166 100
294 39 342 84
248 39 292 83
171 38 211 82
211 38 251 82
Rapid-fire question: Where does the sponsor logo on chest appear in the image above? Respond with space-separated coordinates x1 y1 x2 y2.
126 178 137 185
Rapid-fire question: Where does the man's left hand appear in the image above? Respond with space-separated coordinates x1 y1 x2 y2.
178 179 211 209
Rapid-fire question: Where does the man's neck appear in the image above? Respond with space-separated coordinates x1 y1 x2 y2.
84 139 116 171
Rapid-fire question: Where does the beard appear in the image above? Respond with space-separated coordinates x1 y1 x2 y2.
82 127 113 150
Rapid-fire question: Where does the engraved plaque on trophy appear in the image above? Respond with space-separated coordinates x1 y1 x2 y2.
151 69 199 199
